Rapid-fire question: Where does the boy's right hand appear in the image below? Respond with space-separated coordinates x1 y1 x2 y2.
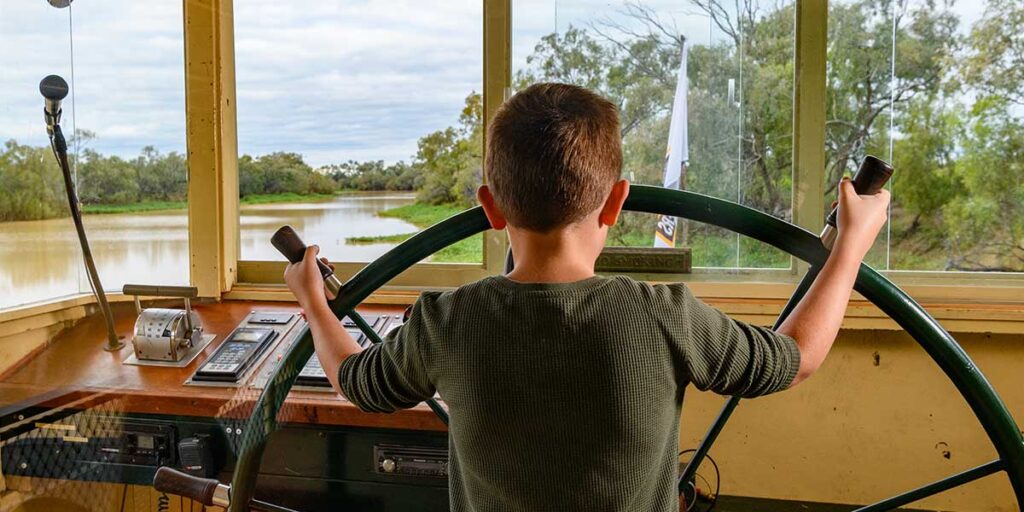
284 245 331 311
834 177 891 258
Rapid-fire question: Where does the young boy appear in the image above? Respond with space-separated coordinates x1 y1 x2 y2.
285 83 890 511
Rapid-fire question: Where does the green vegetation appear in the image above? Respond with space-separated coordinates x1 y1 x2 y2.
347 233 414 245
0 138 340 222
83 200 187 215
349 203 483 263
240 192 336 205
378 203 466 227
78 192 341 216
370 0 1024 270
4 0 1022 270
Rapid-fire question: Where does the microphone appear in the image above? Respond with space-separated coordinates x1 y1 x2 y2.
37 73 124 352
39 74 69 136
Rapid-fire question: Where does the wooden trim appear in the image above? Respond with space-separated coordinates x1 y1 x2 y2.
185 0 239 298
482 0 512 275
792 0 827 234
792 0 828 278
223 279 1024 334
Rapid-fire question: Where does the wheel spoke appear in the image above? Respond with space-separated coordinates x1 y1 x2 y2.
679 265 821 491
347 309 385 345
852 459 1004 512
347 310 450 426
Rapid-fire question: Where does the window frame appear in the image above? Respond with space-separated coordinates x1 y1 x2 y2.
5 0 981 315
217 0 1024 297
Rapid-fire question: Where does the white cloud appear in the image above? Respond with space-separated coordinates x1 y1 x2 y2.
0 0 989 167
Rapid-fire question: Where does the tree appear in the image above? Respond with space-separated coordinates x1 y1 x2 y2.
413 92 482 206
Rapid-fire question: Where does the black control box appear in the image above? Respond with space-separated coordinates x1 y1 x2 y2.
374 444 449 478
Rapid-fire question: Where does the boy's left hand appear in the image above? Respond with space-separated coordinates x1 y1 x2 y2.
284 245 332 310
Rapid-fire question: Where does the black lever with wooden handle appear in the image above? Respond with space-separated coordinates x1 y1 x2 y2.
820 155 894 250
154 466 230 507
271 225 343 298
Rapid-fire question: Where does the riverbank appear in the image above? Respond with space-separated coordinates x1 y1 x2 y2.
348 203 483 263
81 191 359 215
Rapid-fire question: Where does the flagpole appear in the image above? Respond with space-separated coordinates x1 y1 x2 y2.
653 41 688 250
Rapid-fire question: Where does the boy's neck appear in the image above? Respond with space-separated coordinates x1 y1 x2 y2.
504 223 605 284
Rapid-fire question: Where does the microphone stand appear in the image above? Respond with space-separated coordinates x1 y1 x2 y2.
48 124 123 351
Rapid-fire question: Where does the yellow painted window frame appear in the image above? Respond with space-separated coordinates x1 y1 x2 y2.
161 0 1024 315
4 0 1021 333
214 0 1024 300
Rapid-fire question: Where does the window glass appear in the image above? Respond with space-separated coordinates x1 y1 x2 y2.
513 0 794 269
0 1 187 310
235 1 484 264
827 0 1022 272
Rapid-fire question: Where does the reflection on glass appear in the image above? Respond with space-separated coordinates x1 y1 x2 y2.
828 0 1023 272
0 1 189 309
235 0 484 264
513 0 793 269
0 3 80 308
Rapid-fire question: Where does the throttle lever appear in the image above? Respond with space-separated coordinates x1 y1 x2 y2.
154 466 230 507
271 225 343 299
820 155 894 250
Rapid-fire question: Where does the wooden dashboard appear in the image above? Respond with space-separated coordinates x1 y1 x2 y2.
0 300 447 433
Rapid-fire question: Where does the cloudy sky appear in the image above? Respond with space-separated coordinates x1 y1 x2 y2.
0 0 984 167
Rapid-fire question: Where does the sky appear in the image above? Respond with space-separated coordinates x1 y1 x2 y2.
0 0 986 168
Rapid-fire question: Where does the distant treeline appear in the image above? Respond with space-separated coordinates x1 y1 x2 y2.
321 160 419 192
0 132 349 222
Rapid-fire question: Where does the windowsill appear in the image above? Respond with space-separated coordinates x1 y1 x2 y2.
225 278 1024 334
4 272 1023 335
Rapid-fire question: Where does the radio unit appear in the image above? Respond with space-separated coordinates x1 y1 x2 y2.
374 444 448 478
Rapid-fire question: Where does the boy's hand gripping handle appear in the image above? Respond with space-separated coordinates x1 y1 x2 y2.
820 155 894 250
271 225 343 298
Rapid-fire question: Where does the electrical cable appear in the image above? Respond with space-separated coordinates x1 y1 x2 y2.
119 483 128 512
679 449 720 512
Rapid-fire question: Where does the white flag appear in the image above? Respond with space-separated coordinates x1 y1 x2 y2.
654 44 689 248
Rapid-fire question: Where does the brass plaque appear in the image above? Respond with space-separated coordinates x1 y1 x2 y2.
595 247 692 274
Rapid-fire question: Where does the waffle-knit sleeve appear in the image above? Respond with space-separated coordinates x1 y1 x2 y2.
338 295 436 413
649 283 800 397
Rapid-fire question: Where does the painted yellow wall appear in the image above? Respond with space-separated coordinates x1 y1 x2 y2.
680 328 1024 510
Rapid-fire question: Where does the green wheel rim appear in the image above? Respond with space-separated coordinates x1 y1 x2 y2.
227 185 1024 510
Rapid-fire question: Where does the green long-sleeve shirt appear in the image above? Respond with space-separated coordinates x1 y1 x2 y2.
339 275 799 511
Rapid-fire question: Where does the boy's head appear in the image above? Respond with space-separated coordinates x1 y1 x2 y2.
482 83 625 233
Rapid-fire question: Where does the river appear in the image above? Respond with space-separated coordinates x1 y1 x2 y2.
0 193 418 309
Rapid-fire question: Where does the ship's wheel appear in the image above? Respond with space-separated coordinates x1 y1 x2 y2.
158 185 1024 511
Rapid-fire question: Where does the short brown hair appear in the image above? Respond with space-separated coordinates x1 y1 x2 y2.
485 83 622 232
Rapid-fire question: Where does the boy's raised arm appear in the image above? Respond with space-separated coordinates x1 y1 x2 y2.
284 245 435 412
284 245 362 396
776 177 890 387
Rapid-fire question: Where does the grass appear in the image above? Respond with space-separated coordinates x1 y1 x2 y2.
354 202 484 263
82 200 187 214
240 191 336 205
81 191 344 215
364 203 797 267
347 233 415 245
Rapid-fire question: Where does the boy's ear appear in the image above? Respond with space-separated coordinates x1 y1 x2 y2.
476 185 507 230
598 179 630 227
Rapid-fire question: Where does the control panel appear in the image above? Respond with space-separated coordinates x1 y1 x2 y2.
89 422 177 466
188 311 299 386
294 314 404 388
1 419 177 479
